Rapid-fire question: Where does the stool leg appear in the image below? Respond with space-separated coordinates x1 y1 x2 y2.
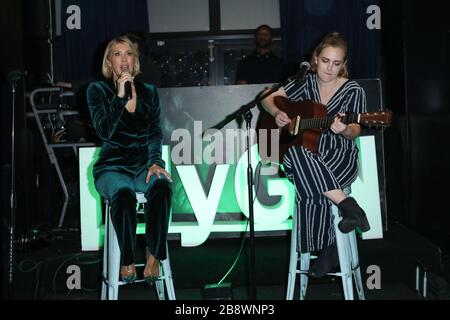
333 205 354 300
163 244 176 300
155 265 165 300
286 251 298 300
299 253 310 300
101 205 109 300
337 233 354 300
286 220 298 300
155 243 176 300
349 231 365 300
108 208 121 300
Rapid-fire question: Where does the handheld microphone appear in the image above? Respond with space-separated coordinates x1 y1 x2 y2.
295 61 310 84
120 66 132 100
124 81 132 100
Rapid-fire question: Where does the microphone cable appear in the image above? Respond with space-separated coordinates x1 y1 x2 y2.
216 161 263 285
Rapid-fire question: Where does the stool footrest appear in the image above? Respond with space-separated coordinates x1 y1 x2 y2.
297 270 347 277
104 277 168 286
352 264 360 271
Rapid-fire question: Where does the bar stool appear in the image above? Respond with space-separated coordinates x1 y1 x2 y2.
101 192 176 300
286 188 366 300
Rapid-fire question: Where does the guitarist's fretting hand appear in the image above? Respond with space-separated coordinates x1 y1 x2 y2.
330 112 361 140
274 110 291 128
330 113 348 134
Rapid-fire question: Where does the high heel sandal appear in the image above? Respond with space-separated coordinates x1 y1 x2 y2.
143 248 160 285
120 264 137 284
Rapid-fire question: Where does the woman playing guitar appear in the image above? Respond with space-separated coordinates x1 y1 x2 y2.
261 32 371 278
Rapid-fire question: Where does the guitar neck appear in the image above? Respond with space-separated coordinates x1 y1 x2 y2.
300 114 360 130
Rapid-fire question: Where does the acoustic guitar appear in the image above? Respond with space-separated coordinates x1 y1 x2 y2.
257 96 392 163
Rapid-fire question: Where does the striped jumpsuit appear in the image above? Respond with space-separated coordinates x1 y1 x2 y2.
283 74 367 253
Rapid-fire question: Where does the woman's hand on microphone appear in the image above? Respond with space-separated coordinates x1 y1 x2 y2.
116 72 134 98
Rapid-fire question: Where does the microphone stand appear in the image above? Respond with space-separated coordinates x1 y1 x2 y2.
214 70 306 300
8 74 19 298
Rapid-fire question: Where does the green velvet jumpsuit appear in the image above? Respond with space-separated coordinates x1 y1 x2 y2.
87 78 171 265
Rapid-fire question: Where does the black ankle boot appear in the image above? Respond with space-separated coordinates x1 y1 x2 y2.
337 197 371 234
308 242 339 278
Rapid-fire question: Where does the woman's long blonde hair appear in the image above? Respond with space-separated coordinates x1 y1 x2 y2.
309 32 349 78
101 36 141 79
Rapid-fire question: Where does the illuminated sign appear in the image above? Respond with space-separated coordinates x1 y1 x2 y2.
79 137 383 251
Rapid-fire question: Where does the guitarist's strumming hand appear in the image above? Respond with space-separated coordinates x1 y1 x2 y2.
274 110 291 128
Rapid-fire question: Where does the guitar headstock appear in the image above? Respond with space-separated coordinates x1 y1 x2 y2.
359 109 392 127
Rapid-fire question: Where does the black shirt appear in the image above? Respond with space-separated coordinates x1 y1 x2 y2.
236 51 284 84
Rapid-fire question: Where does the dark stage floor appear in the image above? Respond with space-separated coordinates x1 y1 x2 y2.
40 282 421 301
4 222 450 300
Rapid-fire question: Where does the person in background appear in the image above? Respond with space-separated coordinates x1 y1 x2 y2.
235 24 284 85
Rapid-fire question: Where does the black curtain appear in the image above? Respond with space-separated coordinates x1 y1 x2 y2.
380 0 450 253
280 0 379 79
61 0 149 82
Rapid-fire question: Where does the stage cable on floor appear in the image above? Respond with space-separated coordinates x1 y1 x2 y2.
215 162 263 285
18 251 101 298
